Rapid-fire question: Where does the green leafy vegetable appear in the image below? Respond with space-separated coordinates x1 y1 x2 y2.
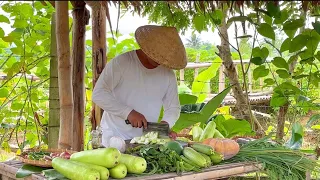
16 164 48 178
227 136 319 180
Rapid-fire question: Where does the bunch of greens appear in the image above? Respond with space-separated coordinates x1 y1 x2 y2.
21 151 50 160
126 144 199 175
226 136 319 180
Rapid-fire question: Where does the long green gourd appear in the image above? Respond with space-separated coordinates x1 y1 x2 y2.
52 158 100 180
70 148 121 168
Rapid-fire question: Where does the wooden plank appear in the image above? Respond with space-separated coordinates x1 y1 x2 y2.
1 161 261 180
0 162 45 180
185 59 272 69
123 162 262 180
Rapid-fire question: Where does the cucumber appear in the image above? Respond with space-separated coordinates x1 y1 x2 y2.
164 141 183 155
70 148 121 168
210 152 224 164
182 147 207 168
109 163 127 179
119 154 147 174
199 153 212 167
190 143 214 155
192 126 203 142
213 129 225 138
52 157 100 180
70 160 109 180
199 121 216 142
180 155 201 168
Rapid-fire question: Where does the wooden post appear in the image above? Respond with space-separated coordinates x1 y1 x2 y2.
248 67 252 92
48 12 59 149
56 1 73 149
218 66 225 93
180 69 185 85
260 78 264 91
71 1 90 151
194 53 200 78
86 1 107 130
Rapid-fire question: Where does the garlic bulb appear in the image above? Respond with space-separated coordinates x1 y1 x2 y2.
109 136 126 153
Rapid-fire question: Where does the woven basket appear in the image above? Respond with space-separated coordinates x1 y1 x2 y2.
18 148 77 167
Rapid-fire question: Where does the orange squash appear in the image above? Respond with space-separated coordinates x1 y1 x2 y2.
202 138 240 160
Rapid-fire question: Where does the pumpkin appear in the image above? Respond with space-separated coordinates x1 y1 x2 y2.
202 138 240 160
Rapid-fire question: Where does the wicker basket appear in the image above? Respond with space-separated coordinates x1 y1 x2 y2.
18 148 77 167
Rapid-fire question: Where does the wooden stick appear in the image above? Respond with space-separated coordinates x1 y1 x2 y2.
71 1 90 151
56 1 73 149
85 1 107 130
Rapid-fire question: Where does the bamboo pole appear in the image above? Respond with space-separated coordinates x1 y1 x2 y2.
194 53 200 78
56 1 73 149
218 66 225 93
71 1 90 151
179 69 184 85
85 1 107 130
248 67 253 92
48 12 59 149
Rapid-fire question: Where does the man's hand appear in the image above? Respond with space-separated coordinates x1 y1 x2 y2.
160 121 177 140
127 110 148 128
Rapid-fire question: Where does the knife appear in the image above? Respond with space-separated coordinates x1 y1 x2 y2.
125 119 169 138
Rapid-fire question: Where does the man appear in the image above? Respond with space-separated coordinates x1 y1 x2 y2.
92 25 187 145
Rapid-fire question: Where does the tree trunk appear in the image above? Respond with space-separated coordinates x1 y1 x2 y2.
276 103 289 141
276 11 306 141
48 12 59 149
85 1 107 130
71 1 90 151
217 8 262 134
56 1 73 149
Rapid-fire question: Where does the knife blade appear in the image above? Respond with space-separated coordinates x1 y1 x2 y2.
125 119 169 138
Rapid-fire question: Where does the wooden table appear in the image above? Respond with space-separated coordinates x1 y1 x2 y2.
0 160 262 180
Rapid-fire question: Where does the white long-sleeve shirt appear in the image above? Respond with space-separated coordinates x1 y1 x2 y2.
92 50 181 142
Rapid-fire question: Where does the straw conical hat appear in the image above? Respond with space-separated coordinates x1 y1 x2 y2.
135 25 187 70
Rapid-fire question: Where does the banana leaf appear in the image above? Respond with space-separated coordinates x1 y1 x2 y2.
172 86 232 132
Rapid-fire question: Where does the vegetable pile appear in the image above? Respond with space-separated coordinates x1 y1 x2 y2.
126 141 223 175
226 136 320 180
50 147 147 180
192 121 225 142
21 150 71 161
130 131 170 145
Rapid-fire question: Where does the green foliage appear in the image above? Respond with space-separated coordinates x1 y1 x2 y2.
253 65 269 80
250 47 269 65
272 57 289 70
257 23 275 40
213 115 254 138
0 1 55 149
285 122 304 149
16 164 48 178
172 86 232 132
191 57 222 103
